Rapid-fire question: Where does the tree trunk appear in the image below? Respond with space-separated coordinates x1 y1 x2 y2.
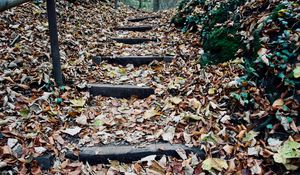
153 0 159 12
138 0 142 9
0 0 30 12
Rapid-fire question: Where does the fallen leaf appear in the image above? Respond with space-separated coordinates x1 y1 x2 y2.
267 138 283 147
223 144 234 155
7 138 18 148
208 88 216 95
272 98 284 109
76 114 88 125
202 157 228 171
273 141 300 170
181 112 204 121
0 162 7 169
148 160 165 174
242 131 258 142
162 126 175 142
62 126 82 136
70 98 86 107
34 147 47 154
140 155 156 166
176 148 187 160
144 108 160 119
169 96 182 104
293 66 300 78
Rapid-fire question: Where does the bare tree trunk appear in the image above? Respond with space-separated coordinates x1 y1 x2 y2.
153 0 159 12
46 0 63 86
0 0 30 12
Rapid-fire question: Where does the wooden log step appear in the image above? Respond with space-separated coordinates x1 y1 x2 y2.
65 143 205 165
88 84 154 99
127 15 161 22
111 37 158 44
114 25 153 32
92 56 174 66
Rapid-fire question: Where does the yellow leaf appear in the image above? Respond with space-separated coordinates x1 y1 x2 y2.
169 97 182 104
202 158 228 171
278 9 289 17
179 44 185 49
144 109 160 119
208 88 215 95
70 98 86 107
272 99 284 109
182 113 203 121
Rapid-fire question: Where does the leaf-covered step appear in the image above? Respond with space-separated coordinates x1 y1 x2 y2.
114 25 153 32
92 55 174 66
127 15 161 22
111 37 158 44
88 84 154 99
65 143 205 165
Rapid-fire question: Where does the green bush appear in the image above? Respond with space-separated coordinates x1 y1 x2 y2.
172 0 247 64
201 27 242 65
173 0 299 133
247 2 299 100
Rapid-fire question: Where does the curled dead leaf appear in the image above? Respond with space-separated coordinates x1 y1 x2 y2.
272 98 284 109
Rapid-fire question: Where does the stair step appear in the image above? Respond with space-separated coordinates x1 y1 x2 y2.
112 37 158 44
115 25 153 32
127 15 161 22
65 143 205 165
88 84 154 98
92 55 174 66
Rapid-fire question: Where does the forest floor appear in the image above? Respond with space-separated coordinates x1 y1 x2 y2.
0 0 299 174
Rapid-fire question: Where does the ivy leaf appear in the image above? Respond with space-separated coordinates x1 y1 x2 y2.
273 141 300 170
242 131 258 142
278 72 285 79
293 66 300 78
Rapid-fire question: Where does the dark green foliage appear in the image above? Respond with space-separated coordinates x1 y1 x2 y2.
202 27 242 65
173 0 247 65
172 0 205 31
271 3 287 20
208 0 246 28
173 0 299 132
173 0 246 32
252 29 262 56
244 1 299 130
248 2 299 100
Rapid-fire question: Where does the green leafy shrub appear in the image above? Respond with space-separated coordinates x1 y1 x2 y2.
173 0 299 134
247 2 299 100
208 0 246 28
201 27 242 65
172 0 247 64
